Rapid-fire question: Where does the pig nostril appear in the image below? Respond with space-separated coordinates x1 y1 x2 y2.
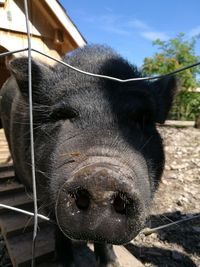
75 189 90 210
113 193 127 215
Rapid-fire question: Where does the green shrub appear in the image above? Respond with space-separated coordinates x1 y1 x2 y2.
168 91 200 121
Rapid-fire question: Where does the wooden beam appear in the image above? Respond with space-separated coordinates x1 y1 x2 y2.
164 120 195 127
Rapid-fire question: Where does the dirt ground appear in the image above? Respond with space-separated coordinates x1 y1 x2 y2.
128 126 200 267
0 126 200 267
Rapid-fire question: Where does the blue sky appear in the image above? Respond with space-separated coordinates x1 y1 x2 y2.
60 0 200 67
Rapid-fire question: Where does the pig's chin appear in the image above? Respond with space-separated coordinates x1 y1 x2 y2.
55 160 148 245
56 222 143 245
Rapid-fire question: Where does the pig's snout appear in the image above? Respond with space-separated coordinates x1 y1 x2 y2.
55 164 144 245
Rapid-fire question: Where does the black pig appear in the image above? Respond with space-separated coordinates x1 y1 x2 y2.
0 45 176 267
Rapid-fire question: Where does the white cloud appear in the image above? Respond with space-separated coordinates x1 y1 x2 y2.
83 14 130 36
83 13 169 40
188 26 200 37
104 7 113 12
104 26 130 36
127 18 169 41
141 31 169 41
128 19 149 30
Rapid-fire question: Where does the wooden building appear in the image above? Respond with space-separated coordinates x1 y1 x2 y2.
0 0 86 88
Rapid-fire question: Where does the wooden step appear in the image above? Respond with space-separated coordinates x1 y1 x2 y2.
0 148 10 152
0 154 10 159
0 163 13 172
0 170 15 182
0 141 9 146
0 210 49 238
5 224 55 267
0 180 24 195
0 191 33 214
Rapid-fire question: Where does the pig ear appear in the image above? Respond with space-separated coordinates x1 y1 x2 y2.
152 76 177 124
8 57 51 99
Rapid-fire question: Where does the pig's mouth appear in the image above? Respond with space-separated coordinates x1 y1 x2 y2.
55 159 148 244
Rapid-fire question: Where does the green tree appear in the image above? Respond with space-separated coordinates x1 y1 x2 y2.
142 32 200 90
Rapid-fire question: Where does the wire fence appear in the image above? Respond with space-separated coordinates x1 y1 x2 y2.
1 47 200 82
0 1 200 266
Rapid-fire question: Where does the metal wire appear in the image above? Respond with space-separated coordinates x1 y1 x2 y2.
0 48 28 57
141 214 200 236
0 47 200 83
33 48 200 82
0 204 49 221
23 1 38 266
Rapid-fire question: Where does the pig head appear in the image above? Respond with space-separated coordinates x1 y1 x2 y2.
0 45 176 246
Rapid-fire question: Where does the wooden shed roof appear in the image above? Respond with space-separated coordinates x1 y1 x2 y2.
0 0 86 56
41 0 86 48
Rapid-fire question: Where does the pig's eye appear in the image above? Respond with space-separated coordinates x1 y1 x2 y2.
131 109 153 124
50 106 78 120
135 113 152 124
